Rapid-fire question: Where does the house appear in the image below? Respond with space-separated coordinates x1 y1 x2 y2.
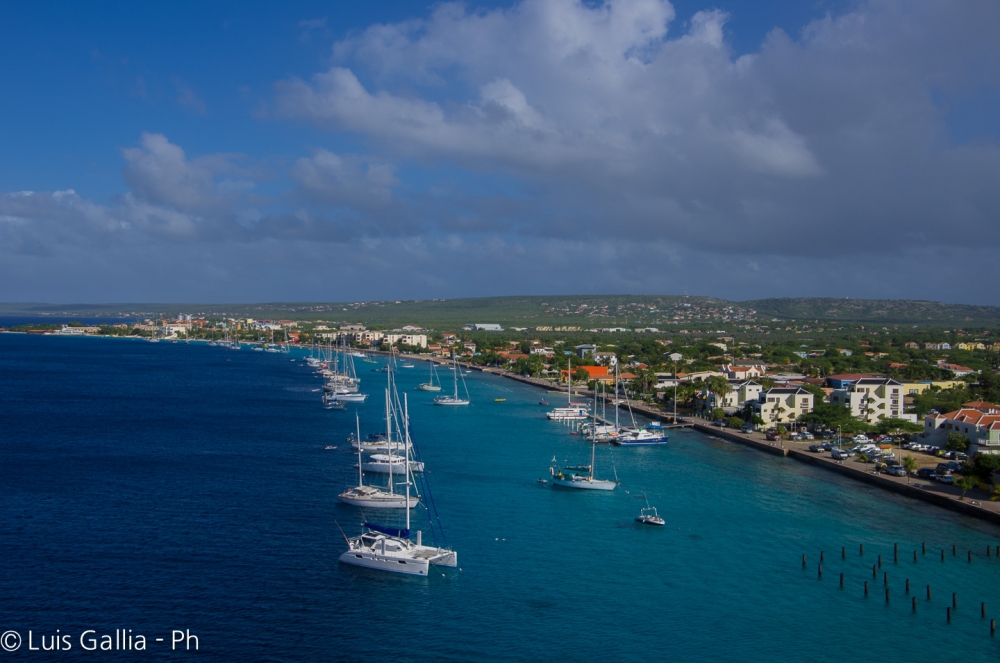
904 342 920 349
924 342 952 350
399 325 425 332
886 362 908 370
593 351 618 364
699 380 763 414
575 344 597 358
382 334 428 348
826 374 876 390
836 349 853 357
561 365 613 385
59 325 101 335
750 388 815 426
956 342 986 351
923 402 1000 454
829 378 906 423
938 362 975 377
530 346 555 356
899 380 966 395
464 323 503 331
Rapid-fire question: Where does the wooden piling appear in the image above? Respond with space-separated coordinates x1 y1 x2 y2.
969 550 973 563
840 573 844 588
942 549 946 561
914 550 918 562
948 607 952 623
894 542 898 555
878 554 882 568
953 544 957 556
820 550 825 563
983 602 987 618
992 619 995 635
913 597 917 612
842 546 846 559
953 593 958 608
860 543 864 556
988 545 992 558
895 549 899 564
873 565 877 579
818 564 823 579
906 578 910 594
886 587 890 604
927 585 932 601
865 581 869 597
922 542 926 555
802 553 807 568
884 571 889 585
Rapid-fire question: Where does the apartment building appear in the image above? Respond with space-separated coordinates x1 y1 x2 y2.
829 377 904 423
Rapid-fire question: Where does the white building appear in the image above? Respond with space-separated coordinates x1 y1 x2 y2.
383 334 428 349
751 387 815 426
829 377 904 423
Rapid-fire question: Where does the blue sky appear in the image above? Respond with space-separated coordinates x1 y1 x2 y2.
1 0 998 304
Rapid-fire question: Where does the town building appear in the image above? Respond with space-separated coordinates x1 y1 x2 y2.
829 377 908 423
382 334 428 348
699 380 763 414
923 401 1000 455
751 388 815 426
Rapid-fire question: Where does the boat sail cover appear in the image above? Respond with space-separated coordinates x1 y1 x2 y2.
364 522 410 538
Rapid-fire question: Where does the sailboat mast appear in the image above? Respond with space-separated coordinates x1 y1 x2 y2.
385 388 394 496
356 412 363 488
590 439 596 481
568 357 572 405
453 353 459 399
404 394 411 532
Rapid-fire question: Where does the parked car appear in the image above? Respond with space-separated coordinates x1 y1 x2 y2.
713 419 727 427
741 425 753 434
886 466 907 477
800 432 815 440
885 459 900 467
917 468 939 480
956 452 969 461
766 432 780 441
808 444 825 452
831 448 853 460
937 474 955 485
935 463 952 475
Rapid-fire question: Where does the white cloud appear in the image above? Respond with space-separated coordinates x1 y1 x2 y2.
273 0 1000 257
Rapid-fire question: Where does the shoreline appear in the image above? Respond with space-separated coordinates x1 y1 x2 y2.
8 335 1000 529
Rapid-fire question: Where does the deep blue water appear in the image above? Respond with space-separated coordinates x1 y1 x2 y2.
3 334 1000 662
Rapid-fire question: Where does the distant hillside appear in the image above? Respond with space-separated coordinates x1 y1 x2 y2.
744 298 1000 325
3 296 1000 328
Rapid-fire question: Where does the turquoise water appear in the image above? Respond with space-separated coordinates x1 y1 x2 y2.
2 334 1000 662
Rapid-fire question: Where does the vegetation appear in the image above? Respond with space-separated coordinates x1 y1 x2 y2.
955 475 979 501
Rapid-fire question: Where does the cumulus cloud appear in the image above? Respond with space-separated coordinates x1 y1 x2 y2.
273 0 1000 258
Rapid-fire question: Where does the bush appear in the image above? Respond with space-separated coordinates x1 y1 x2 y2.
965 454 1000 482
946 432 970 453
727 416 744 429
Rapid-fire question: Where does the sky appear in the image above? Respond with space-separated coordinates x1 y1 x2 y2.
1 0 999 305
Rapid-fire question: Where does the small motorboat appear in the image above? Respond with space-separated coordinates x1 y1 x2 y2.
324 445 337 450
494 398 506 402
539 401 549 406
635 506 665 526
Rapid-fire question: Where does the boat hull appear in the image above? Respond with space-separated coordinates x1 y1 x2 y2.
550 476 617 490
338 494 418 509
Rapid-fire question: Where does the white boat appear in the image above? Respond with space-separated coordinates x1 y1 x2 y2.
417 362 443 392
549 422 618 490
434 354 470 406
340 393 457 576
613 427 668 446
635 506 665 526
360 453 424 475
547 358 589 420
326 392 367 404
339 413 417 509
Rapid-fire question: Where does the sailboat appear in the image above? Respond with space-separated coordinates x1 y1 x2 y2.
339 394 457 576
433 354 470 406
549 439 618 490
607 358 668 446
417 362 443 392
546 357 589 420
339 412 418 509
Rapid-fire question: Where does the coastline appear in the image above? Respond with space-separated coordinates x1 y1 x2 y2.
8 336 1000 528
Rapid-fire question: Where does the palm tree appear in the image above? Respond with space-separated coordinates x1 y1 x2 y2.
902 455 919 485
955 475 978 501
858 452 870 472
707 376 731 417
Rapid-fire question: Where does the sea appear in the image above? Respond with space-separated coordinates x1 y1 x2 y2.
2 332 1000 662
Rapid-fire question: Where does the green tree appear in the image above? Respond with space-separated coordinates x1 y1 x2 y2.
902 455 919 485
857 452 870 471
946 432 970 453
727 416 744 429
707 376 731 414
955 475 978 501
